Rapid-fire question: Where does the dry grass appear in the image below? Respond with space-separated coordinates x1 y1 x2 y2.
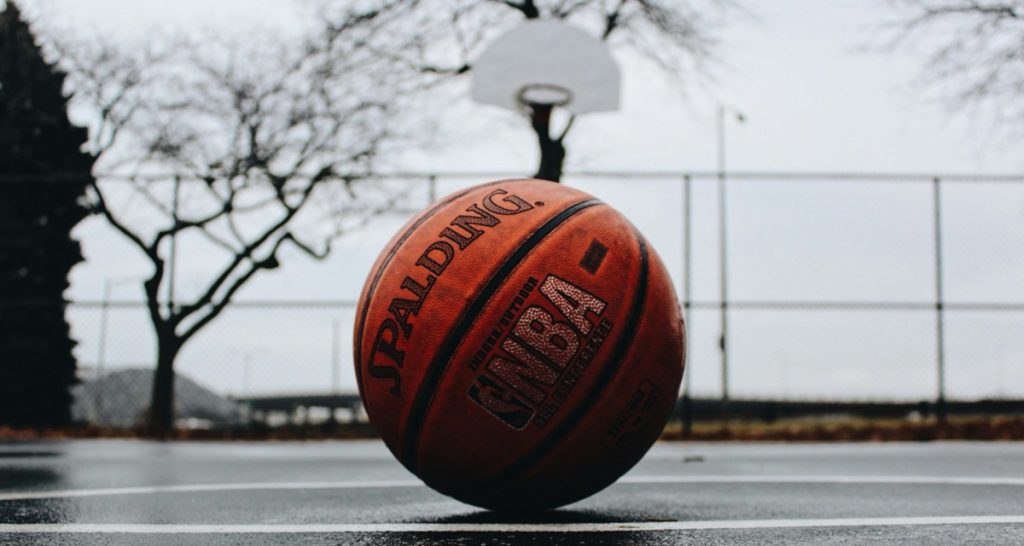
660 415 1024 442
2 416 1022 442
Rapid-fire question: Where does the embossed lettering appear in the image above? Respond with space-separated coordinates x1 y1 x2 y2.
482 189 535 215
512 306 579 368
388 275 436 338
416 241 454 275
440 204 500 250
540 275 607 335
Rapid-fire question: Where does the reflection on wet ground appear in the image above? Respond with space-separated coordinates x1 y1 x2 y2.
0 440 1022 545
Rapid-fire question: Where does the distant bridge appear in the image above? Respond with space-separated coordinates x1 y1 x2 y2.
232 393 365 426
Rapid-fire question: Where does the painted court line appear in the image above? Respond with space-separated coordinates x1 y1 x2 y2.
1 516 1024 534
2 475 1024 502
619 475 1024 486
0 480 423 502
2 473 1024 501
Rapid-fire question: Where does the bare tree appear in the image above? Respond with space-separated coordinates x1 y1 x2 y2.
889 1 1024 128
353 0 736 181
46 2 434 434
38 0 728 432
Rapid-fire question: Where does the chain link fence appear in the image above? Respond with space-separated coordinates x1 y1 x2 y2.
6 171 1023 429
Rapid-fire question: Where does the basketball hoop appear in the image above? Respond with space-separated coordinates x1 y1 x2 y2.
470 20 620 182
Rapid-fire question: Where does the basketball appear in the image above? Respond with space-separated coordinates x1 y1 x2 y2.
353 179 685 510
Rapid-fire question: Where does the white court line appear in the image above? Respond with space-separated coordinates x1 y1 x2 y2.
2 475 1024 502
0 480 422 502
1 516 1023 534
619 475 1024 486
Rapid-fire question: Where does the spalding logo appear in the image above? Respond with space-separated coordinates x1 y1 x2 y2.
469 274 613 430
367 189 536 397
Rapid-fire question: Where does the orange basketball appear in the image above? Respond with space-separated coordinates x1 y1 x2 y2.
354 179 685 510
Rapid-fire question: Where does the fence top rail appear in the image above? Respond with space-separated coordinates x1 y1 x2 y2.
59 299 1024 311
570 171 1024 183
3 170 1024 183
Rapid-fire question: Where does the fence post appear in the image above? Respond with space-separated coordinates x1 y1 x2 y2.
330 317 342 426
682 174 693 435
932 176 947 423
428 175 438 204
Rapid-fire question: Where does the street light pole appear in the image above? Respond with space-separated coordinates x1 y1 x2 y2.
94 280 113 422
716 104 730 402
932 177 947 423
169 176 181 316
682 174 693 434
716 103 746 402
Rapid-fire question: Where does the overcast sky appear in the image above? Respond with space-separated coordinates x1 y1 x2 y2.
17 0 1023 400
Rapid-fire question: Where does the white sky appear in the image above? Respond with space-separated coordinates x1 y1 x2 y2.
16 0 1024 400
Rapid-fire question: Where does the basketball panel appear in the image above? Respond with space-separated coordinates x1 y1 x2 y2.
451 233 684 510
414 204 644 491
355 180 600 460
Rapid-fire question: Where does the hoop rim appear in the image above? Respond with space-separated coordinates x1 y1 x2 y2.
516 84 574 108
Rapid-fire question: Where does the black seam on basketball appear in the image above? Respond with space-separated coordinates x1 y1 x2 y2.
456 227 650 499
401 198 604 468
353 179 512 397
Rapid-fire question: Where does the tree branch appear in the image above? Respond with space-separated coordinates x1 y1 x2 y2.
486 0 541 18
87 180 153 259
171 172 321 326
602 0 630 39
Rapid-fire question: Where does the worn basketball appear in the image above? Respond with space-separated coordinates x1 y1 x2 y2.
354 179 685 510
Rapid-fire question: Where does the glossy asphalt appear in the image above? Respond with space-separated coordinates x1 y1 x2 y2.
1 439 1023 545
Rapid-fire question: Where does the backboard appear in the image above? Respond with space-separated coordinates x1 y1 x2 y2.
471 20 620 115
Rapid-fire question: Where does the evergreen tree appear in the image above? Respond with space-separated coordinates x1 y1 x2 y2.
0 1 93 427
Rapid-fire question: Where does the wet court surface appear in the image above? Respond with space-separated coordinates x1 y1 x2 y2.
1 440 1022 544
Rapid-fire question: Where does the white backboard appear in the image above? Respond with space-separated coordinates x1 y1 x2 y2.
471 20 621 115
